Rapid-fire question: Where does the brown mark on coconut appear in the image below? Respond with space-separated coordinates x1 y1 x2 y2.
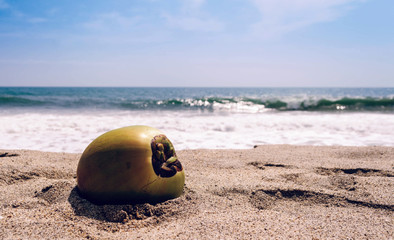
151 134 183 178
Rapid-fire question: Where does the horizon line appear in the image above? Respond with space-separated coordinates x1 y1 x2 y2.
1 86 394 89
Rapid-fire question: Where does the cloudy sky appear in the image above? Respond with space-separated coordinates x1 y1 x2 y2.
0 0 393 87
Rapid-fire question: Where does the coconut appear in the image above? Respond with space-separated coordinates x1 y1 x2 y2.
76 125 184 204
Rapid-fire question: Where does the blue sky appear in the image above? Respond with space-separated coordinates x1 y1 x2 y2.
0 0 393 87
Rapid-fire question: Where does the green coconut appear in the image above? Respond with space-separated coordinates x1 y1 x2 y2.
76 125 185 204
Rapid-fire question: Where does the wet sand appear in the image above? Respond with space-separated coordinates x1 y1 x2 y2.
0 145 393 239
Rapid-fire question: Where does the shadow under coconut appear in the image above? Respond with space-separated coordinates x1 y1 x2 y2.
67 186 198 223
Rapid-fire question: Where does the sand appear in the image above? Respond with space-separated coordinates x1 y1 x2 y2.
0 145 393 239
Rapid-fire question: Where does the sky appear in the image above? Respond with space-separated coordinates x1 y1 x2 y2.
0 0 393 87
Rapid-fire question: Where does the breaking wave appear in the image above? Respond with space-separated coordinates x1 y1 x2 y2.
1 95 393 112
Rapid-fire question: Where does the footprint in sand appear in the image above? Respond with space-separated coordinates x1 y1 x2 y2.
250 188 394 211
316 167 394 177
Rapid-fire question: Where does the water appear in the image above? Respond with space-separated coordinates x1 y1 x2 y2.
0 87 393 153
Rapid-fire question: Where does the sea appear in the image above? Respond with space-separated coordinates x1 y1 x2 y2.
0 87 393 153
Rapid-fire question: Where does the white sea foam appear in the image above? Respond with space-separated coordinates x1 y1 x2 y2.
0 110 393 153
212 101 269 113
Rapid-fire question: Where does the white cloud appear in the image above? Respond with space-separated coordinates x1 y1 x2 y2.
163 13 224 32
28 17 47 23
250 0 366 39
47 8 59 16
83 12 140 31
163 0 224 32
183 0 205 9
0 0 9 9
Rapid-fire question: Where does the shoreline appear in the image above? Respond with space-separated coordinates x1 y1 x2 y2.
1 145 393 239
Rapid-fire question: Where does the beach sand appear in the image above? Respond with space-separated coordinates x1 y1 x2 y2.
0 145 393 239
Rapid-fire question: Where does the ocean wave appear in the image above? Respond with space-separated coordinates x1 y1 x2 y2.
0 96 47 106
298 97 394 111
1 94 393 112
0 95 391 112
